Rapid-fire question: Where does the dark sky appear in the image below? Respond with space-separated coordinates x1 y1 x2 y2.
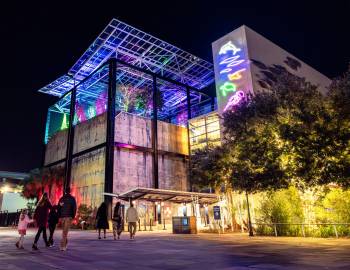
1 1 349 172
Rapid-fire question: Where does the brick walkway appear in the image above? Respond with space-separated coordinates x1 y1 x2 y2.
0 228 349 269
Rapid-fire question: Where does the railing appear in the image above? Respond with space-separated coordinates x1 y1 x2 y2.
0 209 33 227
253 223 350 238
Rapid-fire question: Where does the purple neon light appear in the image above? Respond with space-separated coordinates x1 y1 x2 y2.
223 91 245 111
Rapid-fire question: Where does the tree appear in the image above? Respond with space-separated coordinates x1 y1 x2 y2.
22 166 64 203
115 85 164 116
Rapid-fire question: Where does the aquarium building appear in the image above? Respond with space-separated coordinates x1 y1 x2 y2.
39 19 330 225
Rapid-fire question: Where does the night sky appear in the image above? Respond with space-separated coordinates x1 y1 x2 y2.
1 1 349 172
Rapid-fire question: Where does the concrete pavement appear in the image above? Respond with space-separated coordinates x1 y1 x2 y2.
0 228 349 269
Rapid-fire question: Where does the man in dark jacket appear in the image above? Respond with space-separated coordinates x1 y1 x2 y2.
58 188 76 251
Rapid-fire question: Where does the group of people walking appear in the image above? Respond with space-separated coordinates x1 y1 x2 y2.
95 201 139 240
16 190 139 250
16 188 76 251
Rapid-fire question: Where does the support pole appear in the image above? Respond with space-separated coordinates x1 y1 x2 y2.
64 88 76 193
104 58 117 217
245 191 254 236
152 75 159 189
186 87 192 191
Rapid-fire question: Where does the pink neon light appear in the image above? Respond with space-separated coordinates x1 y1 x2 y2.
223 91 245 111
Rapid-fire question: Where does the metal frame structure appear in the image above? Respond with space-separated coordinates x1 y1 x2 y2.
40 19 216 211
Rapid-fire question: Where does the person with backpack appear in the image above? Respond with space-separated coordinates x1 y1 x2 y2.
58 188 76 251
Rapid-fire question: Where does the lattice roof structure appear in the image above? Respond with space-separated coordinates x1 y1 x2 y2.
38 19 215 99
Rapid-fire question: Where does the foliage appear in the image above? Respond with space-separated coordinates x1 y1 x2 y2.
116 85 164 116
256 186 304 236
22 166 64 201
191 64 350 193
315 188 350 223
191 146 232 190
76 204 94 229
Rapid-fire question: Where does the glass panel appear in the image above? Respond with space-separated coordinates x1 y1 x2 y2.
115 64 153 117
45 93 71 144
206 121 220 133
73 65 109 154
74 65 109 125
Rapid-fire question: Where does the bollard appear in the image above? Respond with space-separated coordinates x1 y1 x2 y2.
163 219 166 230
149 219 153 231
138 220 141 231
274 224 278 237
144 219 147 231
333 224 338 238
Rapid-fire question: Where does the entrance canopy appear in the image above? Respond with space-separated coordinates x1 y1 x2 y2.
104 187 218 204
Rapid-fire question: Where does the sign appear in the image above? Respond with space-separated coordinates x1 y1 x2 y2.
213 206 221 220
212 26 253 115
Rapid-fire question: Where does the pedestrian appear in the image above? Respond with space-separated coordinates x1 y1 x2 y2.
32 192 52 250
16 209 34 249
48 205 59 247
58 187 77 251
112 202 123 240
96 202 109 239
126 202 138 240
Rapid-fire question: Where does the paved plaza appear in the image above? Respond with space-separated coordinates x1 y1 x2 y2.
0 228 349 269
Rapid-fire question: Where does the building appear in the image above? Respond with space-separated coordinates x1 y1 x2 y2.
0 171 29 212
39 20 330 228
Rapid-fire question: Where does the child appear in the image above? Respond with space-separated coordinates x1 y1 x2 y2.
48 205 59 247
16 209 34 249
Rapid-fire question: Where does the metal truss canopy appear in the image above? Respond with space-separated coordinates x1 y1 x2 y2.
38 19 214 98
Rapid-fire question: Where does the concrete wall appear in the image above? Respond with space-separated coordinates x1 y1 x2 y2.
44 130 67 165
212 25 331 115
115 112 188 155
113 112 189 194
158 154 188 191
244 26 331 95
115 112 152 148
71 147 105 209
45 111 190 208
73 113 106 154
113 148 153 194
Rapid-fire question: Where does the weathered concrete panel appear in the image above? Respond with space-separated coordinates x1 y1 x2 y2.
71 147 105 209
113 148 153 194
115 112 188 155
115 112 152 148
158 121 189 155
73 113 106 154
44 130 67 165
158 154 188 191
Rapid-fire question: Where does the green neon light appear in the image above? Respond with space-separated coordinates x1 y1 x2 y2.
219 82 237 96
88 106 96 119
60 113 68 130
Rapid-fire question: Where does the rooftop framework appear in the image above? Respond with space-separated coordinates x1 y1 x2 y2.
39 19 215 115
